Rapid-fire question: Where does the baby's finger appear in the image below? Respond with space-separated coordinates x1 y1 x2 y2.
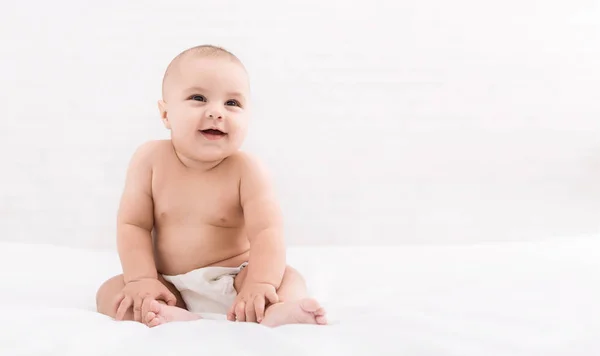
158 289 177 306
133 296 143 322
266 289 279 305
227 302 237 321
235 301 246 322
115 295 132 320
245 298 257 323
254 296 266 323
113 292 125 313
141 297 153 324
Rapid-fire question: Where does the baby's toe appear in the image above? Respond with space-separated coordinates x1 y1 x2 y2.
145 311 156 324
315 307 326 316
315 315 328 325
147 316 161 328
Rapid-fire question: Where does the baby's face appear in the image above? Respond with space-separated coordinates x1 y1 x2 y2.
159 56 250 164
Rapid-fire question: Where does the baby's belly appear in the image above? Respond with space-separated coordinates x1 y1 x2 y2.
153 224 250 276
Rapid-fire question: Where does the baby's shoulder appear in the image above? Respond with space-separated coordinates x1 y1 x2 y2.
225 151 265 174
130 139 171 160
225 151 273 188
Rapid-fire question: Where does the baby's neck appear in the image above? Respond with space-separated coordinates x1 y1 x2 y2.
173 150 225 172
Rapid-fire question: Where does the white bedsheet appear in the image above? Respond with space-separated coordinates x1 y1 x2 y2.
0 236 599 356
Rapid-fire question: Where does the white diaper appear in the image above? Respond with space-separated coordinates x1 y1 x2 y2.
162 262 247 316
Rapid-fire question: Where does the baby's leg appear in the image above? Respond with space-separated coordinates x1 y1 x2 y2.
233 266 327 326
95 274 187 321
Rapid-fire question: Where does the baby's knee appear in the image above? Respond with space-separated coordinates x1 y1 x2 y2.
284 265 305 282
95 274 125 316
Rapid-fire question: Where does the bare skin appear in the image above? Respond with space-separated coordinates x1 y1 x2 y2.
96 142 328 327
95 46 327 327
145 265 327 327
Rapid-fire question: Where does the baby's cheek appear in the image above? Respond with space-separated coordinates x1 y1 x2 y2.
231 120 249 138
175 119 197 133
229 131 246 148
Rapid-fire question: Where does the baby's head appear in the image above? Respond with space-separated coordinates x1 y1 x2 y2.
158 45 250 165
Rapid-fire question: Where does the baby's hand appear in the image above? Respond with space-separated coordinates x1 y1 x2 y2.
227 282 279 323
115 278 177 322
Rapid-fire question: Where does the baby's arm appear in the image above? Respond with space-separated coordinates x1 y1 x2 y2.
239 153 286 289
114 142 176 322
117 142 158 282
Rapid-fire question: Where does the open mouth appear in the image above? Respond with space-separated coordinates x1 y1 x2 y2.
199 128 227 140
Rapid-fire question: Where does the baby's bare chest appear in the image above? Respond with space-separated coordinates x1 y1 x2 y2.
151 167 243 228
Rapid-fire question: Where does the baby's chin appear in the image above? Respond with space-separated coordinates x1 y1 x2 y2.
171 138 240 165
187 146 238 164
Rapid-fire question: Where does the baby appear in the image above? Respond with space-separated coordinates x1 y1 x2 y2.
95 45 327 327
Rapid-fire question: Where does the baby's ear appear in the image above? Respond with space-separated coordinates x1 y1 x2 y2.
157 100 171 129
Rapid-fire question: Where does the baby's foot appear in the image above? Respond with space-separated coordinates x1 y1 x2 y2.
145 300 200 327
260 298 327 327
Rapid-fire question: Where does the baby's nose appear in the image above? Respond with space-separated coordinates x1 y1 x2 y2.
207 109 223 119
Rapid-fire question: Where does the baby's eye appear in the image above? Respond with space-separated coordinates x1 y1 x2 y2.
225 99 241 107
189 95 206 102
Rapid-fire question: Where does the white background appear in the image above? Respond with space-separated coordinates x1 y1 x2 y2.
0 0 599 249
